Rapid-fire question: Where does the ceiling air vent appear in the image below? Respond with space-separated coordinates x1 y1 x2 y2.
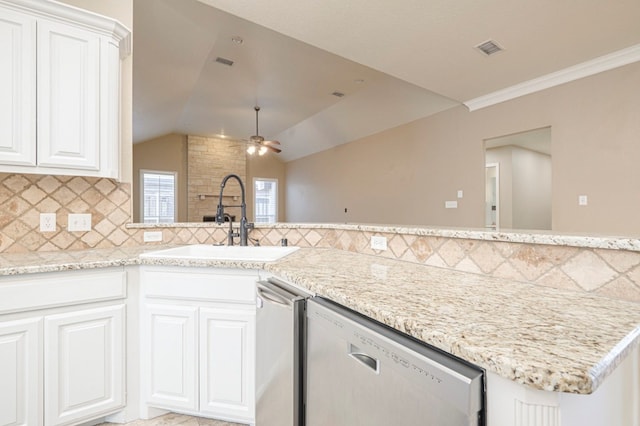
215 56 234 66
475 40 503 56
332 91 345 98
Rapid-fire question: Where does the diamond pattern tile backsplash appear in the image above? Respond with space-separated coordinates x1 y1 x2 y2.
1 173 639 303
0 173 132 253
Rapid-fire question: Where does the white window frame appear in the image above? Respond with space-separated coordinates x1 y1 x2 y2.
140 169 178 223
253 177 278 224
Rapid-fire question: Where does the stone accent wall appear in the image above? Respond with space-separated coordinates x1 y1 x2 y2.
186 135 246 222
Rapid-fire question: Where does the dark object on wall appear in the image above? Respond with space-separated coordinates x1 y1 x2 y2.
204 214 235 222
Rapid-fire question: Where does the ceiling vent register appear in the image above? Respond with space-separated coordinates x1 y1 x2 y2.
476 40 504 56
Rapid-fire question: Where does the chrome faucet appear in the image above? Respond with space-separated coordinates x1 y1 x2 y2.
215 174 253 246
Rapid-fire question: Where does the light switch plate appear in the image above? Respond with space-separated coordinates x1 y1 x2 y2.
578 195 588 206
457 190 463 198
68 213 91 231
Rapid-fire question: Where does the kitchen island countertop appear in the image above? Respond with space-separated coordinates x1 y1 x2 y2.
1 245 638 395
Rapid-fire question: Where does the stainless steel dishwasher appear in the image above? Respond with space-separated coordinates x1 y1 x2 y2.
306 297 485 426
255 278 311 426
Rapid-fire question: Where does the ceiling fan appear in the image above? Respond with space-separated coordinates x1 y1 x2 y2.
246 106 281 155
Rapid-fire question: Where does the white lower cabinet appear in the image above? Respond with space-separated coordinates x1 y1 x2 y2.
146 305 198 411
0 318 41 426
0 268 127 426
141 267 257 424
44 305 125 426
199 308 255 419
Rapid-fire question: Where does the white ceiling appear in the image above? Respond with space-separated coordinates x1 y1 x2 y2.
133 0 640 161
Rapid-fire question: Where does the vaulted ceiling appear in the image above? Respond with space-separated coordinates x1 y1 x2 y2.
133 0 640 161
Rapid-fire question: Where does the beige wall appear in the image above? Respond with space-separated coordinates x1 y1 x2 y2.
132 134 188 222
247 154 287 222
286 61 640 236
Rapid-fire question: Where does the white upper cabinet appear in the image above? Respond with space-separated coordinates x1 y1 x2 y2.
0 0 130 179
0 7 36 167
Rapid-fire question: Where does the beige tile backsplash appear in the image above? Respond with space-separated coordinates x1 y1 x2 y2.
1 172 640 303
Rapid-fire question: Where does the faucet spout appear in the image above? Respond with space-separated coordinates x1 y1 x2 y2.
216 174 253 246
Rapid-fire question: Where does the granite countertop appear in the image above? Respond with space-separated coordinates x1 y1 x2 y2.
1 245 639 395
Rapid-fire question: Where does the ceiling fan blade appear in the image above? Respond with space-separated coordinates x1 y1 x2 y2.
263 140 281 146
265 145 282 153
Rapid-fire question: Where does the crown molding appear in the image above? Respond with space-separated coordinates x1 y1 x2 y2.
0 0 131 57
464 43 640 112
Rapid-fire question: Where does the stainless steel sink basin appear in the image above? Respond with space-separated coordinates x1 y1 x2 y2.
141 244 300 262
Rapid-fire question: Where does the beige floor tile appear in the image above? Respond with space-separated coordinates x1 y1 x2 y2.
97 413 246 426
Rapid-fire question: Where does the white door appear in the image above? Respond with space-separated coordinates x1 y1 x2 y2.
0 317 42 426
145 304 198 411
36 19 100 170
0 8 36 167
44 305 124 426
199 307 255 421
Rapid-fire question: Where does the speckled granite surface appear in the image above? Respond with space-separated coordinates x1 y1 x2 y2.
1 245 639 395
128 222 640 251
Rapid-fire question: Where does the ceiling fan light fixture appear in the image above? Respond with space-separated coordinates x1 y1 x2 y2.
247 145 256 155
258 146 268 156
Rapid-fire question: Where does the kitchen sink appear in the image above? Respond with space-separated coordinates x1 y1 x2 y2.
141 244 300 262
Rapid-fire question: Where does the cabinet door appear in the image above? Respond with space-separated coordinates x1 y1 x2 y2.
44 304 124 426
0 8 36 167
145 304 198 411
37 19 100 171
0 318 42 426
199 307 255 421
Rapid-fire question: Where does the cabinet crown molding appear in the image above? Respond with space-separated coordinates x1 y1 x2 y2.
0 0 131 57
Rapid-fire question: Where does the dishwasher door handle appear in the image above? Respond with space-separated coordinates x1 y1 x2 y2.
257 285 293 308
348 345 380 373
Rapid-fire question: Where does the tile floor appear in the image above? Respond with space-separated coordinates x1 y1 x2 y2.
97 413 246 426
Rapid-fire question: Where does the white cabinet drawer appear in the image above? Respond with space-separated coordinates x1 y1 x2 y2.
0 268 126 315
143 267 257 304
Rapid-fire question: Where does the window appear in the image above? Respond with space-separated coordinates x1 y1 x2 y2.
254 178 278 223
141 170 177 223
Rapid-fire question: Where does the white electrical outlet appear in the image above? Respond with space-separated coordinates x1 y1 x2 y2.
68 213 91 231
578 195 588 206
445 201 458 209
40 213 56 232
457 190 463 198
371 235 387 251
144 231 163 242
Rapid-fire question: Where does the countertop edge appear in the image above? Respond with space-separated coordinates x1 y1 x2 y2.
125 222 640 252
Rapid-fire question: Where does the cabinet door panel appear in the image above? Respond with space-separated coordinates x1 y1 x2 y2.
44 304 124 426
37 20 100 170
145 304 198 411
0 9 36 166
0 318 41 426
199 307 255 421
